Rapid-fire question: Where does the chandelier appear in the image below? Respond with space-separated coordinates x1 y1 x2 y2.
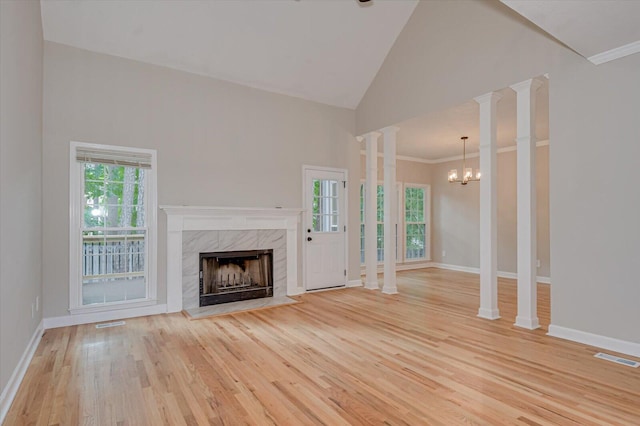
448 136 480 185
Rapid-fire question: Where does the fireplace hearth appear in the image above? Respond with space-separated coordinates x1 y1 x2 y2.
199 249 273 306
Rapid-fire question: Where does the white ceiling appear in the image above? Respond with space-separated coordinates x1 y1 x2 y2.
40 0 418 109
395 79 549 161
501 0 640 64
41 1 623 161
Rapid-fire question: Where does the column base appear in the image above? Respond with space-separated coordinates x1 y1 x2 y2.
364 281 379 290
477 308 501 320
381 285 398 295
514 316 540 330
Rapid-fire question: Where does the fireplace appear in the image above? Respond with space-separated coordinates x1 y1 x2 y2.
199 249 273 306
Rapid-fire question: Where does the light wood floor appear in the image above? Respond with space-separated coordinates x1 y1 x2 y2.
6 269 640 425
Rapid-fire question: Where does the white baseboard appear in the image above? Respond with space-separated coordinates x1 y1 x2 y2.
430 262 479 274
288 288 305 297
360 261 433 275
396 262 433 271
0 319 44 424
43 303 167 329
548 324 640 358
347 279 363 288
430 263 551 284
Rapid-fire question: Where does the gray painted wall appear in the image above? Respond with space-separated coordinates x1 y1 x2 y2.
42 42 359 318
430 146 550 278
550 53 640 342
0 0 43 394
356 0 640 343
361 146 550 278
356 0 563 135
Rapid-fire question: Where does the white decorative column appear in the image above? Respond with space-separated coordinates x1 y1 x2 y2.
511 78 543 330
363 132 381 290
474 92 502 319
381 126 399 294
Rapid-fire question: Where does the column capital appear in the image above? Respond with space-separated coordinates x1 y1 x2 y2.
510 77 544 94
474 91 503 105
379 126 400 135
359 131 381 142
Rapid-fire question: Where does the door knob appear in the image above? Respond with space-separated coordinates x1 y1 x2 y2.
307 237 313 242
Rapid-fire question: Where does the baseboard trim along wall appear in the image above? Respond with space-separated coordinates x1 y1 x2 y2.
43 303 168 329
347 279 363 288
548 324 640 358
358 262 551 284
0 320 44 424
429 263 551 284
360 261 433 275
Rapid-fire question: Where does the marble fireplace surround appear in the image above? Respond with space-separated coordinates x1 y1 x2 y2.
161 206 303 313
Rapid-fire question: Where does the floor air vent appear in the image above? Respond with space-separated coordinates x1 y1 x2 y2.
594 352 640 368
95 321 126 329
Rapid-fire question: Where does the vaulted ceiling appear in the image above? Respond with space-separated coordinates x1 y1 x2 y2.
40 0 637 160
501 0 640 64
40 0 418 109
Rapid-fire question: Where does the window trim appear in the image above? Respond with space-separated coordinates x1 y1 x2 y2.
402 183 431 263
360 180 431 266
69 141 158 314
359 180 402 265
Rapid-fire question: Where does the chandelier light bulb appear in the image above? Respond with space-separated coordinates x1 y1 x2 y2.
447 136 480 185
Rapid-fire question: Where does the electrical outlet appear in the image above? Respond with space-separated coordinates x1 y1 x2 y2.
537 259 541 268
35 295 39 311
442 250 446 257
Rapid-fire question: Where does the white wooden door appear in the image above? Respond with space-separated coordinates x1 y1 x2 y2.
304 168 347 290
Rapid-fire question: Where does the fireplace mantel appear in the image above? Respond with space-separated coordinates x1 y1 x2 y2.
161 205 303 312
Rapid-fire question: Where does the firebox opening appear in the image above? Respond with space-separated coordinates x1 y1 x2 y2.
199 249 273 306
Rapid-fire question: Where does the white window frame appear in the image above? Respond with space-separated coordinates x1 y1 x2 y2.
360 180 401 265
69 141 158 314
401 183 431 262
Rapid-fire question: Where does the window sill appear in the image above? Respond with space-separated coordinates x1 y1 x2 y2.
69 299 158 315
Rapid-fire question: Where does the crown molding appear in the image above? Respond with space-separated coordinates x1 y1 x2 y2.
588 39 640 65
360 139 550 164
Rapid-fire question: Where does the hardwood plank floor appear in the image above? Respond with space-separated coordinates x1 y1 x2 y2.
5 268 640 425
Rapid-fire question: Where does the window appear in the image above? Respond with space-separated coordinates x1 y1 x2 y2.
360 182 430 265
360 183 400 263
70 142 157 313
404 185 430 261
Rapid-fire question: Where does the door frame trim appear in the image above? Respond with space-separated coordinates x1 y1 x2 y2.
301 165 349 291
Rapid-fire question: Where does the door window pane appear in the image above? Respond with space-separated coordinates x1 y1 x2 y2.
312 178 340 232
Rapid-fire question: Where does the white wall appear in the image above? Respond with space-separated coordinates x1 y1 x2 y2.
356 0 640 344
42 42 358 318
0 0 43 397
